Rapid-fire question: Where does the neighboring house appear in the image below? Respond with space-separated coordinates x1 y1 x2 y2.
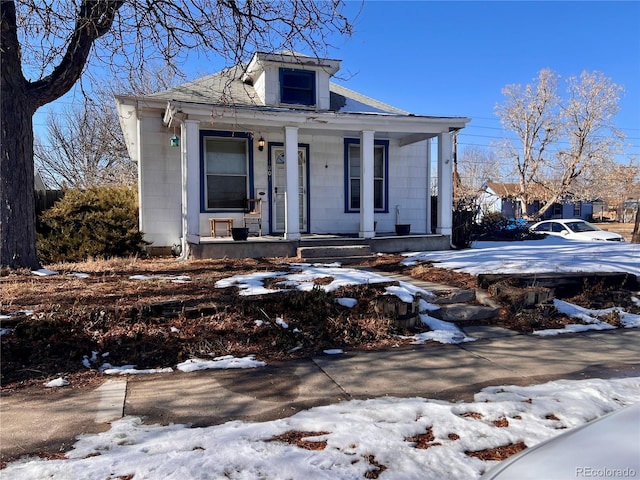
34 170 47 193
479 182 595 221
115 51 470 258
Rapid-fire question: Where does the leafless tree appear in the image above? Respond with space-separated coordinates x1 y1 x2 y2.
577 157 639 220
455 146 503 200
35 91 135 189
495 69 560 212
35 64 182 190
1 0 358 269
495 69 624 219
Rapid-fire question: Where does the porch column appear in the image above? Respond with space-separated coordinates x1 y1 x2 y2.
359 130 375 238
426 138 433 234
181 119 201 257
436 132 453 236
284 126 300 240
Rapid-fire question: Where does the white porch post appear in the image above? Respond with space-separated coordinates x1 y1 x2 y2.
284 126 300 240
425 138 433 234
436 132 453 236
359 130 375 238
180 119 201 258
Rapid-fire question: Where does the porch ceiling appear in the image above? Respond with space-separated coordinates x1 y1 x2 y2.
164 100 470 146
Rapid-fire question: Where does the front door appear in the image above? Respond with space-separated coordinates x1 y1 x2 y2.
270 145 308 234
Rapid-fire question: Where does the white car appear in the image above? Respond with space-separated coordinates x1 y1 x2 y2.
481 401 640 479
530 219 625 242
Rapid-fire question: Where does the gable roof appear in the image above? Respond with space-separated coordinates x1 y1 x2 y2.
486 182 521 198
147 65 409 115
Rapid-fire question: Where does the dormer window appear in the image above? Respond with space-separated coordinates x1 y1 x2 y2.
279 68 316 106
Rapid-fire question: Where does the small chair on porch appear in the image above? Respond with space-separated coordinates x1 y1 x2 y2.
244 198 262 236
209 218 234 237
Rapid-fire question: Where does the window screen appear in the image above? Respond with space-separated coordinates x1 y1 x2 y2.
204 138 247 209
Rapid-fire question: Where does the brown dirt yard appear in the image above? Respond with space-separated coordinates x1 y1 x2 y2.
1 254 638 390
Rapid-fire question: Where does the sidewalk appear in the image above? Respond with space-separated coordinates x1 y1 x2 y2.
2 327 639 462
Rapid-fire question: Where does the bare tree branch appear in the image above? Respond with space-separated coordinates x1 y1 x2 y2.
2 0 358 268
495 68 624 219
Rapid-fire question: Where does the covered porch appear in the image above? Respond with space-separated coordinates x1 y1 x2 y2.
162 102 466 261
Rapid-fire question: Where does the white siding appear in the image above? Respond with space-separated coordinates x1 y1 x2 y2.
138 114 182 247
139 115 433 244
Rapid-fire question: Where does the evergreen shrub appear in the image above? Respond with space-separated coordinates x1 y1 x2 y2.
37 186 148 263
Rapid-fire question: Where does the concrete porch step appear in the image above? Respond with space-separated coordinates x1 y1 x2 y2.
360 269 503 325
298 255 377 265
428 303 501 325
297 245 371 260
297 245 374 264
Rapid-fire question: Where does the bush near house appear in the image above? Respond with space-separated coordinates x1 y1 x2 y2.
37 186 147 263
471 213 539 242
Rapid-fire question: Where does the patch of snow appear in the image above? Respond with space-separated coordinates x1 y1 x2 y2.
335 297 358 308
103 366 174 375
176 355 266 372
44 377 70 388
323 349 344 355
1 310 34 319
129 274 191 283
32 268 58 276
4 377 639 479
534 323 615 336
401 237 640 275
68 272 90 279
215 271 285 295
540 298 640 333
402 314 477 344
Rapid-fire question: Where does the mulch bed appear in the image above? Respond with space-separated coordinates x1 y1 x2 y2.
1 255 636 389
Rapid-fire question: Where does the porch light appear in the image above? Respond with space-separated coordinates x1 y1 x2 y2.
170 134 180 147
258 136 265 151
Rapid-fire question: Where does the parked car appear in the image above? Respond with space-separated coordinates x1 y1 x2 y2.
481 401 640 479
529 219 625 242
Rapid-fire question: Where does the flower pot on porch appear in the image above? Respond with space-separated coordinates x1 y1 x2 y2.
231 227 249 241
395 224 411 236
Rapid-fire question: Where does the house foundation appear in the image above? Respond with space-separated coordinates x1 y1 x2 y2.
185 234 451 260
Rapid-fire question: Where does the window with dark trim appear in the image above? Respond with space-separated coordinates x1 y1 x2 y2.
280 68 316 106
344 138 389 212
553 203 563 217
203 137 248 209
573 202 581 217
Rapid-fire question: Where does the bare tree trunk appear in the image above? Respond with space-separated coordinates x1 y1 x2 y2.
632 206 640 244
1 2 39 269
0 103 39 269
1 0 121 269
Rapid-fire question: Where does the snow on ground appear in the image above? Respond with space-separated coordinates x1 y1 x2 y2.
176 355 267 372
4 376 640 480
17 239 640 375
6 240 639 477
402 236 640 275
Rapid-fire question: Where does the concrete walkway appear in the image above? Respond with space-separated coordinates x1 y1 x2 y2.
2 327 640 462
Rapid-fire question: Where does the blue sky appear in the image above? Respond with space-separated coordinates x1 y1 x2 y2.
329 1 640 162
34 1 639 163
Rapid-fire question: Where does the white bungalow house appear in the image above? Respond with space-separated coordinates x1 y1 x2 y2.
115 52 470 259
